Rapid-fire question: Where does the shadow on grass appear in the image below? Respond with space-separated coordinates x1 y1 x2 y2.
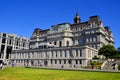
24 66 120 73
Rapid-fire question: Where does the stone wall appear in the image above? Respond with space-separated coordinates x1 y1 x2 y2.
10 45 98 68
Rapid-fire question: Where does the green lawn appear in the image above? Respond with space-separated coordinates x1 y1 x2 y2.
0 67 120 80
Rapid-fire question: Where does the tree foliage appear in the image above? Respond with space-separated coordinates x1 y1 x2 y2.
98 44 116 58
117 47 120 53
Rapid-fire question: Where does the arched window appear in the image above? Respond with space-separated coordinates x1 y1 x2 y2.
59 41 62 47
66 41 69 47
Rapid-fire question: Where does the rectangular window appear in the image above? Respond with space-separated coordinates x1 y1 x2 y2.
90 37 92 42
95 45 97 49
2 38 6 43
56 53 57 57
54 41 56 45
68 60 72 64
86 38 88 42
65 51 66 57
76 60 78 64
80 50 82 57
3 33 6 37
76 50 78 57
51 60 52 64
17 41 19 46
9 39 11 45
64 60 66 64
93 37 96 41
59 60 61 64
51 51 53 57
60 53 62 57
55 60 57 64
79 60 82 64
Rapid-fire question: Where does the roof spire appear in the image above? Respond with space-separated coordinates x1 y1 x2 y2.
74 8 81 24
76 8 79 16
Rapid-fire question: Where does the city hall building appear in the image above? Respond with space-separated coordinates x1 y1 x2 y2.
9 12 114 68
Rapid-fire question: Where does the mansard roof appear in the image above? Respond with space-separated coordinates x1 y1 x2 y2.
89 15 100 19
51 22 71 27
71 15 102 27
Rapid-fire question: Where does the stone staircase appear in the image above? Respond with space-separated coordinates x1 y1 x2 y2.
101 59 120 70
103 62 114 70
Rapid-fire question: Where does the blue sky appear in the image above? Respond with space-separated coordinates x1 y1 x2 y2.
0 0 120 48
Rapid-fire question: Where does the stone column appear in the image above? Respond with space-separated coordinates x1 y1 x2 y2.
57 41 59 47
57 51 60 58
62 51 64 57
78 50 80 57
72 50 76 58
0 44 1 58
0 43 1 54
66 50 69 57
82 60 88 67
12 36 16 50
53 51 55 58
83 48 87 58
72 60 76 68
43 52 44 59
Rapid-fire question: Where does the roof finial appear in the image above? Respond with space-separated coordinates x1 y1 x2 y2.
76 8 78 16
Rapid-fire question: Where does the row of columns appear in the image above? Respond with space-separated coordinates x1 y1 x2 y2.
13 59 84 68
10 46 98 67
11 49 84 59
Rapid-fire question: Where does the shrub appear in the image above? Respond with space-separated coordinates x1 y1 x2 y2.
92 56 100 60
118 64 120 70
112 54 120 59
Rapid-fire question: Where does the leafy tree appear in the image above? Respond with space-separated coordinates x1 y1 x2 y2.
92 55 99 60
117 47 120 53
112 54 120 59
117 47 120 55
98 44 117 58
112 47 120 59
90 60 96 69
118 64 120 70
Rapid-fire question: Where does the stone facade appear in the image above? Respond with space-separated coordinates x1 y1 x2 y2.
9 12 114 68
0 32 29 62
30 16 114 50
10 46 98 68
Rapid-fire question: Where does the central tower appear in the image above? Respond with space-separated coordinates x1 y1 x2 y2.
74 10 81 24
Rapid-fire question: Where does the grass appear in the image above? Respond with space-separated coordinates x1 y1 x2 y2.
0 67 120 80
